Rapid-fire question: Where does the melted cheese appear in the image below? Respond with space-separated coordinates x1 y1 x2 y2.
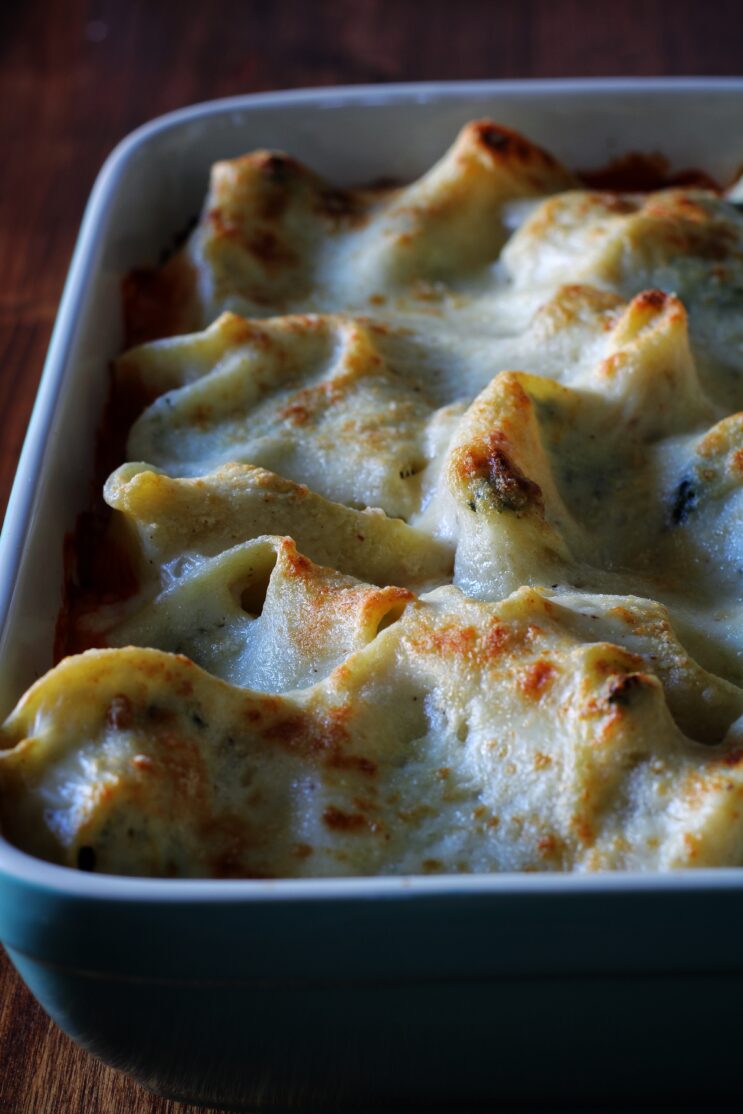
103 461 453 589
2 589 742 876
188 121 576 324
82 535 414 692
3 119 743 877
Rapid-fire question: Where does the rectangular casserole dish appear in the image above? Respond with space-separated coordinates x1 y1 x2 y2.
3 79 743 1110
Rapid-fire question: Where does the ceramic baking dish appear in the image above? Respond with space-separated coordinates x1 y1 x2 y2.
3 79 743 1111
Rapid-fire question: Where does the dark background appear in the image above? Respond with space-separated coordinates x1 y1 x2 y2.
1 1 743 1110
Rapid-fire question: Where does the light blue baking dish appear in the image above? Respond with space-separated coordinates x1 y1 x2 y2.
3 80 743 1110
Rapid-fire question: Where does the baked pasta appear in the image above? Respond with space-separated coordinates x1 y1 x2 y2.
3 120 743 876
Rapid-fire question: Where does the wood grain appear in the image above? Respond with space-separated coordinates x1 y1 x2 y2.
0 948 209 1114
1 1 743 1109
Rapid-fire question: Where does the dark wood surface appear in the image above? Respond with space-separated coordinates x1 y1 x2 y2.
1 1 743 1110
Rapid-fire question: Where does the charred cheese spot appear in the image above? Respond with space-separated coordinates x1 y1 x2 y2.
518 660 557 701
458 434 544 515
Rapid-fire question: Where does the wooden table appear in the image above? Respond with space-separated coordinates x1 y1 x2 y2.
1 1 742 1109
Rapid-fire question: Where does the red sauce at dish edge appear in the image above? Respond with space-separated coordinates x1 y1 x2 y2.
579 151 721 192
53 366 144 661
